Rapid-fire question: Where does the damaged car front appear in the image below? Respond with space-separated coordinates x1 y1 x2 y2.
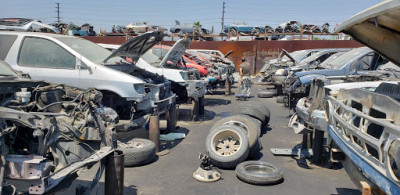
1 31 175 130
0 61 117 194
283 47 387 108
111 37 208 104
325 0 400 193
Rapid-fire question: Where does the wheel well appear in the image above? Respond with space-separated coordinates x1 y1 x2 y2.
100 90 132 120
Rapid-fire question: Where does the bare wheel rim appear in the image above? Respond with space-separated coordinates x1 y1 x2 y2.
244 164 276 174
119 140 145 149
212 130 242 156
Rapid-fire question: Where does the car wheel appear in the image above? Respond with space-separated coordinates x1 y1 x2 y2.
229 28 237 37
236 101 270 125
117 138 156 167
206 125 249 169
235 161 284 185
258 90 275 98
276 96 285 103
232 105 265 124
211 114 261 155
251 28 261 35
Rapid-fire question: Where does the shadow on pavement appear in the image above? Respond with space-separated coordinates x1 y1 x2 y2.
333 188 360 195
205 98 232 106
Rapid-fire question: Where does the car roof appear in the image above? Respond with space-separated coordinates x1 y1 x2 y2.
0 30 73 38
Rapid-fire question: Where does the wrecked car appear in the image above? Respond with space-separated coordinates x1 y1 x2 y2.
283 47 388 108
272 49 351 86
223 22 264 36
1 31 175 130
275 21 302 33
0 18 59 34
0 60 117 194
325 0 400 193
100 38 208 104
259 49 322 84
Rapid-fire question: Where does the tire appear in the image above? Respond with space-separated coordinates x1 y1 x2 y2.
235 161 284 185
211 115 260 155
276 96 285 103
258 91 275 98
206 125 249 169
117 138 156 167
229 28 237 37
231 105 265 124
236 101 270 125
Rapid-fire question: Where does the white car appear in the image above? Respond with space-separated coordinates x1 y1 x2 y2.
0 31 175 129
99 38 208 104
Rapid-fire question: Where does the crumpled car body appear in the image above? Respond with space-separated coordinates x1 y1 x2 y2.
326 0 400 193
0 60 117 194
224 22 264 36
99 38 208 104
0 18 59 34
283 47 388 108
1 31 175 128
275 21 302 33
260 49 321 83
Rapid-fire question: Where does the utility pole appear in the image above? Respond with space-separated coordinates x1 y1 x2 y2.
56 3 60 24
221 2 225 33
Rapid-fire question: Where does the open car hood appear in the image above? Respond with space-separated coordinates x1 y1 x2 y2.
335 0 400 66
103 31 164 64
224 50 233 58
279 49 296 64
160 38 191 66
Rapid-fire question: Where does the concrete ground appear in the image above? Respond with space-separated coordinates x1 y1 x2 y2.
59 83 360 195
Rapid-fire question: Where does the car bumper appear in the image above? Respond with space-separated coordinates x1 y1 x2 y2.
186 80 208 97
295 98 327 131
328 125 400 194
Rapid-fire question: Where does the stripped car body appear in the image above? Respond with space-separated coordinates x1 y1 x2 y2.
99 38 208 104
0 60 117 194
283 47 388 108
325 0 400 193
272 48 351 86
1 31 175 129
0 18 59 34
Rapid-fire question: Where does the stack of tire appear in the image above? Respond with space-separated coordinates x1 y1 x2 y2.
205 101 270 169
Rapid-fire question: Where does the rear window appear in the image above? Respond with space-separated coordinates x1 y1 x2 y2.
0 34 17 60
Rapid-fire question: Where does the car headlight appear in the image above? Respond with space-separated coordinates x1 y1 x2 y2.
275 69 285 75
133 84 145 94
180 71 189 80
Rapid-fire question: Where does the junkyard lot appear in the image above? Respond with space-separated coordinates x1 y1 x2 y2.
62 84 359 195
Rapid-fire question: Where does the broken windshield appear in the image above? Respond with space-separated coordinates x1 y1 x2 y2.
56 37 128 65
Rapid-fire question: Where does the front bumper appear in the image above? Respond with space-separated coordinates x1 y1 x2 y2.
186 80 208 97
137 82 176 115
295 98 327 131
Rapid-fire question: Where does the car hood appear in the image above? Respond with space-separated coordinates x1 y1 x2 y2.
103 31 164 64
335 0 400 66
160 38 191 66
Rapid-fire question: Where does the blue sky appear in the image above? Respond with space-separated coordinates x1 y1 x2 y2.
0 0 383 33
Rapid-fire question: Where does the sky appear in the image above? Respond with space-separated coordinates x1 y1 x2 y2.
0 0 384 33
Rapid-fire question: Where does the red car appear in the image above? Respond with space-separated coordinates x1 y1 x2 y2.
152 45 209 76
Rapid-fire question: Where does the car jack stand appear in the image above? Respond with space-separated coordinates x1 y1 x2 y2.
193 153 221 182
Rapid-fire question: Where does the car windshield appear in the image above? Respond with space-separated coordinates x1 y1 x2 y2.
56 37 127 64
319 52 346 67
141 50 162 67
0 61 17 76
300 51 326 64
321 48 366 69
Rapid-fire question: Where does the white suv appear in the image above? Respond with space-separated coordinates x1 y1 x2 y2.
0 31 175 129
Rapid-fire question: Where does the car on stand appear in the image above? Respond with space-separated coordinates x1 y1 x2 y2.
0 31 175 131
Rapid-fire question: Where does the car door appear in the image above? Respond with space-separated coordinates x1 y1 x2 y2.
15 36 80 87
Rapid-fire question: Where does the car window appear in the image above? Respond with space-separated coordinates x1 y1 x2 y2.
152 48 168 58
350 52 374 70
0 34 17 61
19 37 75 69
